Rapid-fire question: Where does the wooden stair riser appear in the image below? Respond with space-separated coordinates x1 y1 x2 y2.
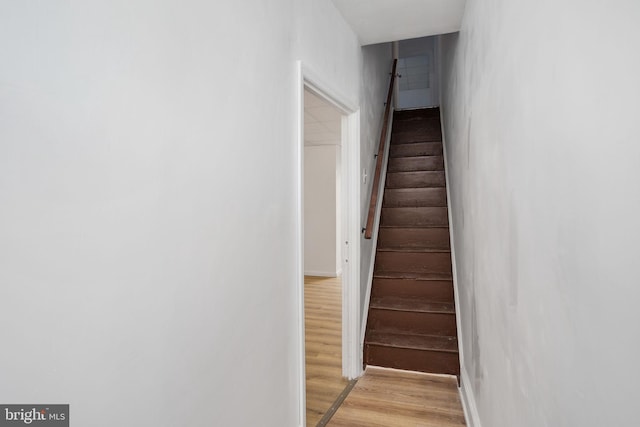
380 207 448 227
392 117 442 134
394 108 440 120
364 345 460 377
377 227 451 250
368 310 457 336
389 142 443 158
375 251 452 275
385 171 446 188
388 156 444 172
383 188 447 208
371 278 454 303
392 132 442 145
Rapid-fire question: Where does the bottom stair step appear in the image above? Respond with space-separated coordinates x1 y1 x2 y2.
366 331 458 353
365 345 460 377
365 332 460 376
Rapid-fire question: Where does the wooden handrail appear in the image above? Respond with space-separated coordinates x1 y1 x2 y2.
364 59 397 239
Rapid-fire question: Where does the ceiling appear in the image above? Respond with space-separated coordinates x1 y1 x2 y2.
304 90 342 146
331 0 467 46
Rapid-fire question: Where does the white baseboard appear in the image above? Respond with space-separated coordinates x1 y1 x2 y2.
459 365 482 427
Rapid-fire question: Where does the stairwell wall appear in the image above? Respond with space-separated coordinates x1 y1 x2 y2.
359 43 394 325
440 0 640 426
0 1 390 426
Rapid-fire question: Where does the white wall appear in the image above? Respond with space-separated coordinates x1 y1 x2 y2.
304 145 341 277
359 43 394 321
440 1 640 426
0 1 391 426
296 1 392 330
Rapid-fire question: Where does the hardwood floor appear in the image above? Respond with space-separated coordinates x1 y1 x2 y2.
327 366 466 427
305 276 349 426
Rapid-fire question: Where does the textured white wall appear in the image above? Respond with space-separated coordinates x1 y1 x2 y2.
304 145 340 277
296 1 392 335
440 0 640 426
359 43 394 320
0 1 390 426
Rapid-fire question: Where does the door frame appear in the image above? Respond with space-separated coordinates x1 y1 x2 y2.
295 61 361 427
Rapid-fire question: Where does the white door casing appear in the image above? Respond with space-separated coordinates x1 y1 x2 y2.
295 61 361 427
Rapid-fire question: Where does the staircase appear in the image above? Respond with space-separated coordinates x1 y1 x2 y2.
364 107 460 377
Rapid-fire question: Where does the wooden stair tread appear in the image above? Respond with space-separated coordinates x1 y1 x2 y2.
394 108 440 120
380 226 450 230
377 227 451 250
371 278 454 303
386 171 445 177
366 331 458 353
390 141 442 146
383 188 446 194
370 296 455 314
375 251 452 275
385 171 446 189
392 137 442 145
388 156 444 172
379 224 449 229
380 206 449 227
377 247 450 253
383 187 447 208
374 271 453 280
387 155 444 161
392 123 443 136
389 142 443 158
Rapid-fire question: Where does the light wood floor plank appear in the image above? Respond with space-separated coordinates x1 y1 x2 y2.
305 276 349 426
327 366 466 427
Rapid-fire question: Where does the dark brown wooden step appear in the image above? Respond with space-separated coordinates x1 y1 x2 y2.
392 117 442 134
377 227 450 250
383 188 447 208
394 108 440 120
387 156 444 172
392 129 442 145
365 343 460 376
389 142 443 158
367 307 456 336
374 251 452 275
371 278 454 302
366 331 458 353
385 171 445 188
370 296 454 314
380 207 448 227
374 271 453 280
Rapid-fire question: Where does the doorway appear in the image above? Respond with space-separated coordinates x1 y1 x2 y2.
395 36 440 109
303 89 348 425
296 62 361 427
